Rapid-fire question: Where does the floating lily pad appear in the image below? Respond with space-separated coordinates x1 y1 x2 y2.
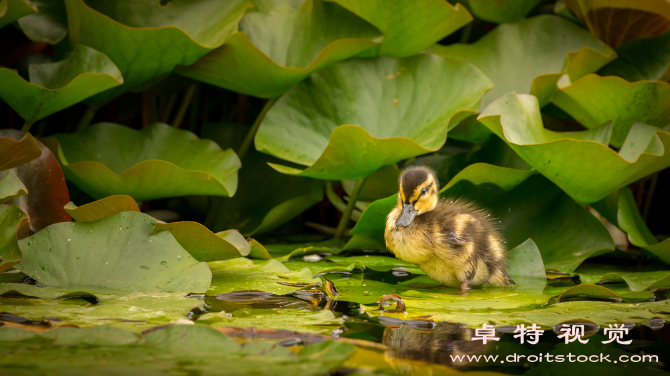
547 284 622 304
285 255 424 276
563 0 670 48
0 205 27 273
459 0 542 23
48 122 240 201
0 172 27 204
16 0 68 44
599 29 670 82
552 74 670 148
0 0 36 29
432 15 615 108
265 238 346 261
178 0 380 99
198 308 343 335
577 266 670 292
65 0 252 104
348 163 613 272
616 187 670 264
507 239 547 291
2 130 70 233
256 54 493 180
478 92 670 204
0 132 41 171
208 258 319 295
17 211 212 294
0 44 123 124
0 293 204 332
0 282 113 301
329 0 472 57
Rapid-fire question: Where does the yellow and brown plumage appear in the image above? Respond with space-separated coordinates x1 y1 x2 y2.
384 166 514 294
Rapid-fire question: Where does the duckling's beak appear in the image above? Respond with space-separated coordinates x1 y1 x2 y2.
396 203 417 229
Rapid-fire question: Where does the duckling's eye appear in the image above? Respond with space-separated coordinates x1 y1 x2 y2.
420 187 428 195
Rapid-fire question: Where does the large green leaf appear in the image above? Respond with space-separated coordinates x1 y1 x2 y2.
0 293 204 332
0 204 27 273
328 0 472 57
203 123 323 236
616 187 670 264
577 266 670 292
478 92 670 204
599 29 670 82
0 172 27 204
178 0 380 99
0 45 123 124
17 211 212 293
17 0 68 44
65 0 252 104
48 122 240 201
348 163 614 272
552 74 670 148
564 0 670 48
0 0 36 29
0 132 41 171
459 0 542 23
256 54 493 180
208 258 319 295
506 239 547 291
432 15 616 108
2 131 71 233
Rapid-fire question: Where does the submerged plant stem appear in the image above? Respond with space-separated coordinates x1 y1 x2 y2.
76 105 98 131
171 85 197 128
237 98 277 161
334 177 366 239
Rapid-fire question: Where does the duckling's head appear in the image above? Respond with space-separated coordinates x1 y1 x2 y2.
395 166 439 229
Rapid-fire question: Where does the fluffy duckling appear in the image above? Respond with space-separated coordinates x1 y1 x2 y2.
384 166 514 294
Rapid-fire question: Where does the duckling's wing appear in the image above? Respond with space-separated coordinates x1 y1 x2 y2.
445 231 469 245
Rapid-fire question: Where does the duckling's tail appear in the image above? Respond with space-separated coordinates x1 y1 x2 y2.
501 268 515 286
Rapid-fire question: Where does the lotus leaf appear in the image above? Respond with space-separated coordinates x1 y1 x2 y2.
0 204 27 273
0 0 36 29
64 0 252 104
599 29 670 82
0 132 41 171
0 282 115 301
0 44 123 124
0 325 356 375
64 195 140 222
284 255 424 275
256 54 493 180
198 308 343 335
432 15 615 108
563 0 670 48
552 74 670 148
506 239 547 291
16 0 67 44
208 258 320 295
348 163 613 272
577 266 670 292
0 293 204 332
2 131 71 233
616 187 670 264
459 0 542 23
265 238 346 261
203 123 323 235
49 122 240 200
17 211 212 293
478 92 670 204
328 0 472 57
548 284 622 304
0 172 27 204
178 0 381 99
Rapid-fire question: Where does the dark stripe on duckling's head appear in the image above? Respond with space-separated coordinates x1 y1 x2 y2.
399 166 438 204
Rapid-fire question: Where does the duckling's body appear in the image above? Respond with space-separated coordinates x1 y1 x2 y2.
384 166 514 293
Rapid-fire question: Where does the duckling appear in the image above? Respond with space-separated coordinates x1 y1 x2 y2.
384 166 514 294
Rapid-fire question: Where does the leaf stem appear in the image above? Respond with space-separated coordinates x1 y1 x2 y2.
20 121 33 133
76 105 98 131
334 177 366 239
237 98 277 161
325 181 362 221
171 84 197 128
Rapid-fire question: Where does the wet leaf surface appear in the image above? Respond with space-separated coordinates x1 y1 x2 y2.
257 54 492 180
479 92 670 204
0 44 123 124
18 211 212 293
199 308 342 335
432 15 615 109
66 0 252 104
49 122 240 200
178 0 380 98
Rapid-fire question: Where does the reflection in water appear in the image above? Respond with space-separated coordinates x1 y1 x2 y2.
382 321 490 367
